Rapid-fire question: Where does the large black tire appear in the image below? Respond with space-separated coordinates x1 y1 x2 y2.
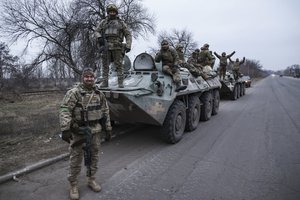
242 83 246 96
161 100 186 144
240 83 244 97
236 84 240 99
185 95 201 132
212 90 220 116
231 85 238 100
200 92 212 121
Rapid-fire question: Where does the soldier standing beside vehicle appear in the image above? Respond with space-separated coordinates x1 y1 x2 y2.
155 40 186 92
214 51 235 80
229 57 246 80
95 4 132 88
59 68 112 200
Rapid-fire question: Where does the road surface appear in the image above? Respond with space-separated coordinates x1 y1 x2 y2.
1 75 300 200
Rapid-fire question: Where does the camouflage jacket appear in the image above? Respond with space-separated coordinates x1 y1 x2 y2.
95 16 132 50
214 51 235 67
176 49 185 64
155 47 179 67
198 49 215 66
59 83 112 134
230 57 245 71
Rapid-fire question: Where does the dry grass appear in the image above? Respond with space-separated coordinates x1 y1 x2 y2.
0 91 69 175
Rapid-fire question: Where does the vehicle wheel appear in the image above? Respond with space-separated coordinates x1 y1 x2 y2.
240 83 245 96
212 90 220 115
231 85 238 100
161 100 186 144
236 84 240 98
200 92 212 121
185 95 201 131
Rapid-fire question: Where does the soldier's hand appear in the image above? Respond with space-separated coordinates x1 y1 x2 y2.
61 130 72 143
125 47 131 53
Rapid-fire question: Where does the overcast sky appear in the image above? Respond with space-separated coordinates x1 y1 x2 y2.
130 0 300 71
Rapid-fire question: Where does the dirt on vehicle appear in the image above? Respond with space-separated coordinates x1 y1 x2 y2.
0 91 68 176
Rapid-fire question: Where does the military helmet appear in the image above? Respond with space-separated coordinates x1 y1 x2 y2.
203 43 209 48
161 40 169 46
106 4 118 14
195 48 200 53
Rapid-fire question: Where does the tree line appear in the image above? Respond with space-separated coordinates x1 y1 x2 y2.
0 0 270 93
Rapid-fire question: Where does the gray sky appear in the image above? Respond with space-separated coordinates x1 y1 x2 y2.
130 0 300 71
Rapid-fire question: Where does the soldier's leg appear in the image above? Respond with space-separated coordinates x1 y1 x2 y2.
112 50 124 87
68 134 84 199
162 65 173 76
87 133 101 192
101 52 111 87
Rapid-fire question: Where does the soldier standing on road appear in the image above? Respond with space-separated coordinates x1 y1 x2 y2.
155 40 186 92
95 4 132 88
229 57 246 80
59 68 112 200
214 51 235 80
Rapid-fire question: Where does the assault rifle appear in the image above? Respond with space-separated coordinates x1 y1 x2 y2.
98 31 108 54
70 109 92 177
81 109 92 177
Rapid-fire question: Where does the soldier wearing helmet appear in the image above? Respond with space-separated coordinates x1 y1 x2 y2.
198 43 215 68
175 43 185 64
155 40 186 92
214 50 236 80
95 3 132 88
60 67 112 200
229 57 246 80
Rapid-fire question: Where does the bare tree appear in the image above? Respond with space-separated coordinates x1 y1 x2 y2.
0 0 156 76
149 28 198 58
0 42 19 91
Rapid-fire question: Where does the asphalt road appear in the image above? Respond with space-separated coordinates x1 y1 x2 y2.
1 75 300 200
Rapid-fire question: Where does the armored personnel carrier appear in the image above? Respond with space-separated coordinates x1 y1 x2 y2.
97 53 221 144
219 71 247 100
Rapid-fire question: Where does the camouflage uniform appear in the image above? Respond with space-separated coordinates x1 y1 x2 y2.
229 57 245 80
198 44 215 68
155 40 181 85
60 69 112 199
95 4 132 88
175 44 185 64
187 51 207 79
214 51 235 80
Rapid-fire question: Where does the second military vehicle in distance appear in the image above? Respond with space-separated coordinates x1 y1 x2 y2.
219 71 247 100
98 53 221 144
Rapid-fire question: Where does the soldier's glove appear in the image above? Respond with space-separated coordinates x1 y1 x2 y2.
125 47 131 53
98 37 105 46
61 130 72 143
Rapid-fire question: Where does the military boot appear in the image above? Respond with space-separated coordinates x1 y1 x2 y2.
87 177 101 192
175 82 187 92
69 184 79 200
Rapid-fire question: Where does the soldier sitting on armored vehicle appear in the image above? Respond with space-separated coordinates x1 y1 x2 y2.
155 40 186 92
214 51 235 80
198 44 216 73
229 57 245 80
186 50 208 80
